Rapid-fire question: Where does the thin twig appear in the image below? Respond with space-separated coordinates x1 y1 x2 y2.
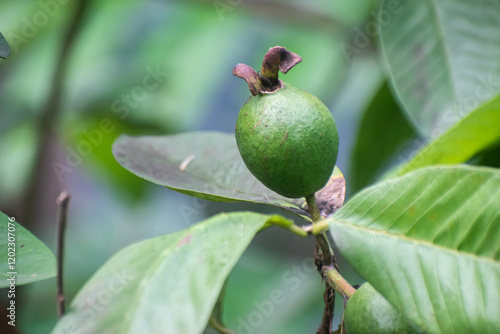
307 193 335 334
209 317 235 334
315 233 333 265
307 194 333 267
56 191 71 317
316 285 335 334
209 279 235 334
20 0 89 229
305 194 321 222
306 193 357 334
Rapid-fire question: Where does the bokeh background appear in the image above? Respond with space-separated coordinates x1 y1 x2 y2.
0 0 422 333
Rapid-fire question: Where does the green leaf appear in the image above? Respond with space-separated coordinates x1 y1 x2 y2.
350 82 415 192
0 32 10 59
328 166 500 334
476 143 500 169
0 212 56 287
113 131 344 220
52 212 289 334
380 0 500 137
397 94 500 176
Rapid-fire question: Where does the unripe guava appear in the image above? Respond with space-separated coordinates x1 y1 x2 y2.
344 283 418 334
235 82 339 198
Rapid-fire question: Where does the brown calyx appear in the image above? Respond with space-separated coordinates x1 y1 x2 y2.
233 46 302 96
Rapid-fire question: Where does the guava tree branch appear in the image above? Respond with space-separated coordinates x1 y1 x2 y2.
322 265 356 299
56 191 70 317
305 193 355 334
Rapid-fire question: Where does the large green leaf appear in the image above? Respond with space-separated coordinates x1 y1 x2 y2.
0 212 56 287
113 131 344 219
52 212 289 334
350 82 414 192
477 143 500 169
328 166 500 333
0 32 10 59
380 0 500 137
398 94 500 176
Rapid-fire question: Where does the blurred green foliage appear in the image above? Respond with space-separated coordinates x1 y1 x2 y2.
0 0 396 333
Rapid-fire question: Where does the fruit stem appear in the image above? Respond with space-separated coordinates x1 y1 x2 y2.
306 193 333 264
305 193 321 222
322 265 356 299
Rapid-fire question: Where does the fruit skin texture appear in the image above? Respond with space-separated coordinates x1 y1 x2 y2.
235 82 339 198
344 283 418 334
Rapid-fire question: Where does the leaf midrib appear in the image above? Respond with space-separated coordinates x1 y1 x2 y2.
330 218 500 265
118 136 300 206
119 214 267 333
119 231 190 333
426 0 459 110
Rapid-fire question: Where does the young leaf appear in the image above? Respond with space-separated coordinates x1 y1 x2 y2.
0 212 56 287
380 0 500 137
52 212 291 334
113 131 345 220
350 82 414 192
328 166 500 334
397 94 500 176
0 32 10 59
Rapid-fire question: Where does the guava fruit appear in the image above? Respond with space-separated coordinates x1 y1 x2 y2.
233 46 339 198
344 283 418 334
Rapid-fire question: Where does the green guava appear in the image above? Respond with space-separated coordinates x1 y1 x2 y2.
235 82 339 198
344 283 418 334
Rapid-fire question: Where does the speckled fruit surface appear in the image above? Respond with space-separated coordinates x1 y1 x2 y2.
235 82 338 198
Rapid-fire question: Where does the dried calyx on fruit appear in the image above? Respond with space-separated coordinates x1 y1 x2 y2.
233 46 339 199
